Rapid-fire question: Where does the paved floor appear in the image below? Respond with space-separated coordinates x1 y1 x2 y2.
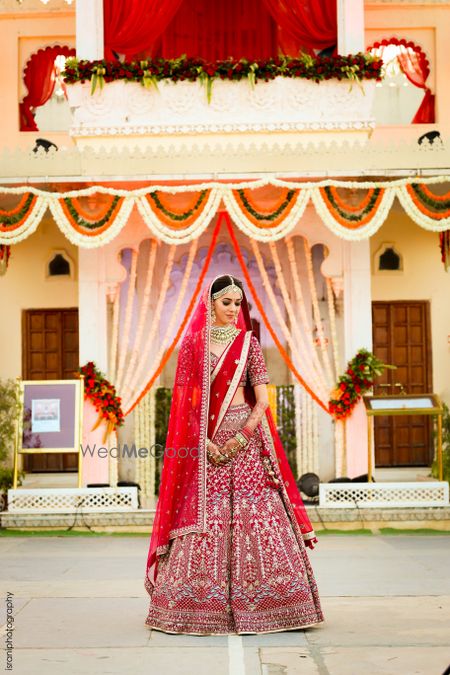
1 533 449 675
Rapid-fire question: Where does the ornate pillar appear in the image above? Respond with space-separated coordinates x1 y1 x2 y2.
78 247 110 484
343 240 373 478
76 0 104 60
337 0 365 54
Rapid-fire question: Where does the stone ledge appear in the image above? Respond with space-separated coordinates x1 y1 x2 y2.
1 506 449 532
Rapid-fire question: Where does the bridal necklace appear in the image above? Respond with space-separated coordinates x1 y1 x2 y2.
210 324 240 345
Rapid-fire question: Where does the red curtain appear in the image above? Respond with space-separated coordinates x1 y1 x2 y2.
369 38 435 124
160 0 276 61
397 48 435 123
104 0 184 59
262 0 337 56
19 45 75 132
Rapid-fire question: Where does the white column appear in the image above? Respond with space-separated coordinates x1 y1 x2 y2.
337 0 365 54
76 0 104 60
78 247 111 485
78 247 108 373
342 240 373 478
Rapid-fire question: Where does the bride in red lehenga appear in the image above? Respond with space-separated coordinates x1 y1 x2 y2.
144 274 325 635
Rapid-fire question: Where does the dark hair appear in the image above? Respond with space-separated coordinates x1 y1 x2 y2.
210 275 244 298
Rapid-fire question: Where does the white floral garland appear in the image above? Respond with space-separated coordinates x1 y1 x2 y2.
48 196 135 248
396 185 450 231
119 239 158 403
0 195 49 243
250 238 328 409
269 239 329 402
135 189 222 244
310 186 397 241
115 247 139 393
223 188 311 242
123 245 176 411
285 237 330 395
1 177 450 247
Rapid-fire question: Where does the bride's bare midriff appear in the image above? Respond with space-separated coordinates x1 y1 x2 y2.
230 385 246 406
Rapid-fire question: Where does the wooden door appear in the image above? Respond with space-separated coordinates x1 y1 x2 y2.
372 301 433 467
22 308 79 472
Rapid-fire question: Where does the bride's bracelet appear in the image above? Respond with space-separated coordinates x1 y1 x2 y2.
240 425 253 440
234 431 249 448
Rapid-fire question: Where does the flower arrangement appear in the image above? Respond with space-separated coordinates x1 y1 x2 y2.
440 230 450 271
62 52 383 98
79 361 124 441
0 245 11 276
329 349 394 420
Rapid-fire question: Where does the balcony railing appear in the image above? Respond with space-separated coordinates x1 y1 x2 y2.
62 55 382 149
67 77 376 143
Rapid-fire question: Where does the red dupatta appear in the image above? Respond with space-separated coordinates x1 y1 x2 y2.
145 275 315 593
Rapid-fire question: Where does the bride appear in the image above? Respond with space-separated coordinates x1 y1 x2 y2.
144 274 324 634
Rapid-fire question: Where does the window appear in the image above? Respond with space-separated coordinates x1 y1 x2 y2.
46 250 74 279
368 38 435 125
373 243 403 274
19 45 75 132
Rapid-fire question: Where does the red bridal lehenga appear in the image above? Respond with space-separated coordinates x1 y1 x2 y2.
144 276 325 635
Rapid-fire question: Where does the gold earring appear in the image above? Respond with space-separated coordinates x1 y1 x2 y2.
211 307 216 324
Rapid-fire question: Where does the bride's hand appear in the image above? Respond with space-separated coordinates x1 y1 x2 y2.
207 440 231 465
218 437 241 459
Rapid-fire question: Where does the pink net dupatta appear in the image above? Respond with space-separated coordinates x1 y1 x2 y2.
145 276 315 592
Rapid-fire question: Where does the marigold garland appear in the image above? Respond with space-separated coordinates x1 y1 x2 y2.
144 190 210 229
406 184 450 220
328 349 394 420
61 195 123 230
327 186 375 213
79 361 124 442
321 186 384 225
234 188 298 227
0 193 37 230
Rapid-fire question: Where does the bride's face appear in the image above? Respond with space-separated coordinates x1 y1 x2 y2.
212 290 243 326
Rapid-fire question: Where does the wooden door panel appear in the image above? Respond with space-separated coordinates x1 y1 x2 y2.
372 301 432 467
22 308 79 472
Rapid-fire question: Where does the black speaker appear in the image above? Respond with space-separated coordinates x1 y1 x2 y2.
351 473 372 482
328 477 352 483
297 473 320 497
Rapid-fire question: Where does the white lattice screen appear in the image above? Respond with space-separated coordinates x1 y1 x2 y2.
7 488 138 513
319 482 449 508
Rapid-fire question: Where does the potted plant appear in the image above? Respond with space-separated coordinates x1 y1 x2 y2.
0 378 23 511
431 402 450 484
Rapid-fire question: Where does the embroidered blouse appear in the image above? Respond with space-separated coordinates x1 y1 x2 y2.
210 333 269 387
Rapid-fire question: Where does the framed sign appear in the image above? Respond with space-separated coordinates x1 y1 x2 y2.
364 394 441 416
363 394 444 482
13 378 84 488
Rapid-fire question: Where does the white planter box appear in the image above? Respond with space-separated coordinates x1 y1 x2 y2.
67 77 376 138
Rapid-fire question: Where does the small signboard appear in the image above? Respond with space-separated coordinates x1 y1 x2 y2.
13 378 84 488
363 394 444 482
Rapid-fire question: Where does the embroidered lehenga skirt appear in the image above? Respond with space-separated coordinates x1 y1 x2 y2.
145 401 325 635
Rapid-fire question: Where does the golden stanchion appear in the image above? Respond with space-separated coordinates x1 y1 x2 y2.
364 393 443 483
437 410 443 482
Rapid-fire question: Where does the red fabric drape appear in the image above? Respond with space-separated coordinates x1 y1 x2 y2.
19 45 75 132
397 49 435 123
262 0 337 56
104 0 184 60
160 0 277 61
369 38 435 124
